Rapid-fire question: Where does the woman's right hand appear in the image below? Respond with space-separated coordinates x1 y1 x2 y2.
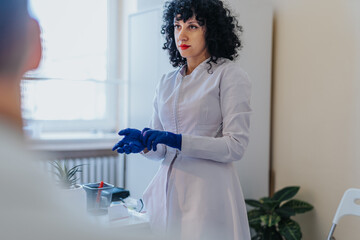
112 128 146 154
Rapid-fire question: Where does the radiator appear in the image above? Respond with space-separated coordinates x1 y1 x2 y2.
47 155 120 186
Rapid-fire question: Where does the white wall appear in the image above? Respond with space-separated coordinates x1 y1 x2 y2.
272 0 360 239
137 0 164 11
126 8 172 198
226 0 273 200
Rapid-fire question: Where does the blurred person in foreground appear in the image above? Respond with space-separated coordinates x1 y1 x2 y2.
0 1 156 239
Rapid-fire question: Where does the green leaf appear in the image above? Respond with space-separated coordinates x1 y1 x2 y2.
51 161 64 176
69 164 84 172
245 199 264 209
272 186 300 202
260 197 271 202
276 206 296 218
64 163 68 175
260 212 281 227
260 197 281 210
247 209 264 227
278 219 302 240
282 199 314 214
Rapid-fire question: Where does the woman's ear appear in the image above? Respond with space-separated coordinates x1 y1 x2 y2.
23 18 42 72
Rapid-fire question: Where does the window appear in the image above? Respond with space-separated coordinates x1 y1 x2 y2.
22 0 119 136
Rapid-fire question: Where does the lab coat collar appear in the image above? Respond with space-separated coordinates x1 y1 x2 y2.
180 57 227 77
179 57 214 77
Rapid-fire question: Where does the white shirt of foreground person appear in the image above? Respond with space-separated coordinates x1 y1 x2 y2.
142 58 252 240
0 119 158 240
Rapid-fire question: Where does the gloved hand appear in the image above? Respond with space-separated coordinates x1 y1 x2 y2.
112 128 146 154
142 128 182 151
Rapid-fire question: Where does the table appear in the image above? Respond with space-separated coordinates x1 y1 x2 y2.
89 200 150 233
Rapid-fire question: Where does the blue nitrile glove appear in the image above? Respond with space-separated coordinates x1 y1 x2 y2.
112 128 145 154
142 128 181 151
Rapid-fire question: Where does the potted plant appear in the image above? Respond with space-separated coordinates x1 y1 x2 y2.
51 160 84 189
245 186 313 240
51 160 87 210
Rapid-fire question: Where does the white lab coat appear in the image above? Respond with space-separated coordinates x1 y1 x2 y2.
142 58 252 240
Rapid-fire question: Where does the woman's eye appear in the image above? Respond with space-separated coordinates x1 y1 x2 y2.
189 25 198 30
174 25 181 29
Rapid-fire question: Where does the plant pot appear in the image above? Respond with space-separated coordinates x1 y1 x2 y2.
63 184 86 212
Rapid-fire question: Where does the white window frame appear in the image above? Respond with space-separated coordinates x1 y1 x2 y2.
23 0 121 136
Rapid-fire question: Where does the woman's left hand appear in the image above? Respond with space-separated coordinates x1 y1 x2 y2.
142 128 181 151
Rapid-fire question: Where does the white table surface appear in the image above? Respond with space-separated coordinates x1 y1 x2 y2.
89 202 150 230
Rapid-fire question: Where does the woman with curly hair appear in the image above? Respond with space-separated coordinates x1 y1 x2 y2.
113 0 251 239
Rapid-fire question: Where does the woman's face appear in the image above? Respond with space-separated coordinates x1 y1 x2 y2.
174 15 209 63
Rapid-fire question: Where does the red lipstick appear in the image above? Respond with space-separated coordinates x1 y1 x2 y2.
179 44 190 50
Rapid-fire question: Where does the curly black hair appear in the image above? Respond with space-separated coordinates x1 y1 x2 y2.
161 0 243 72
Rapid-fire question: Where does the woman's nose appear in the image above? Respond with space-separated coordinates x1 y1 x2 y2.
178 29 188 41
